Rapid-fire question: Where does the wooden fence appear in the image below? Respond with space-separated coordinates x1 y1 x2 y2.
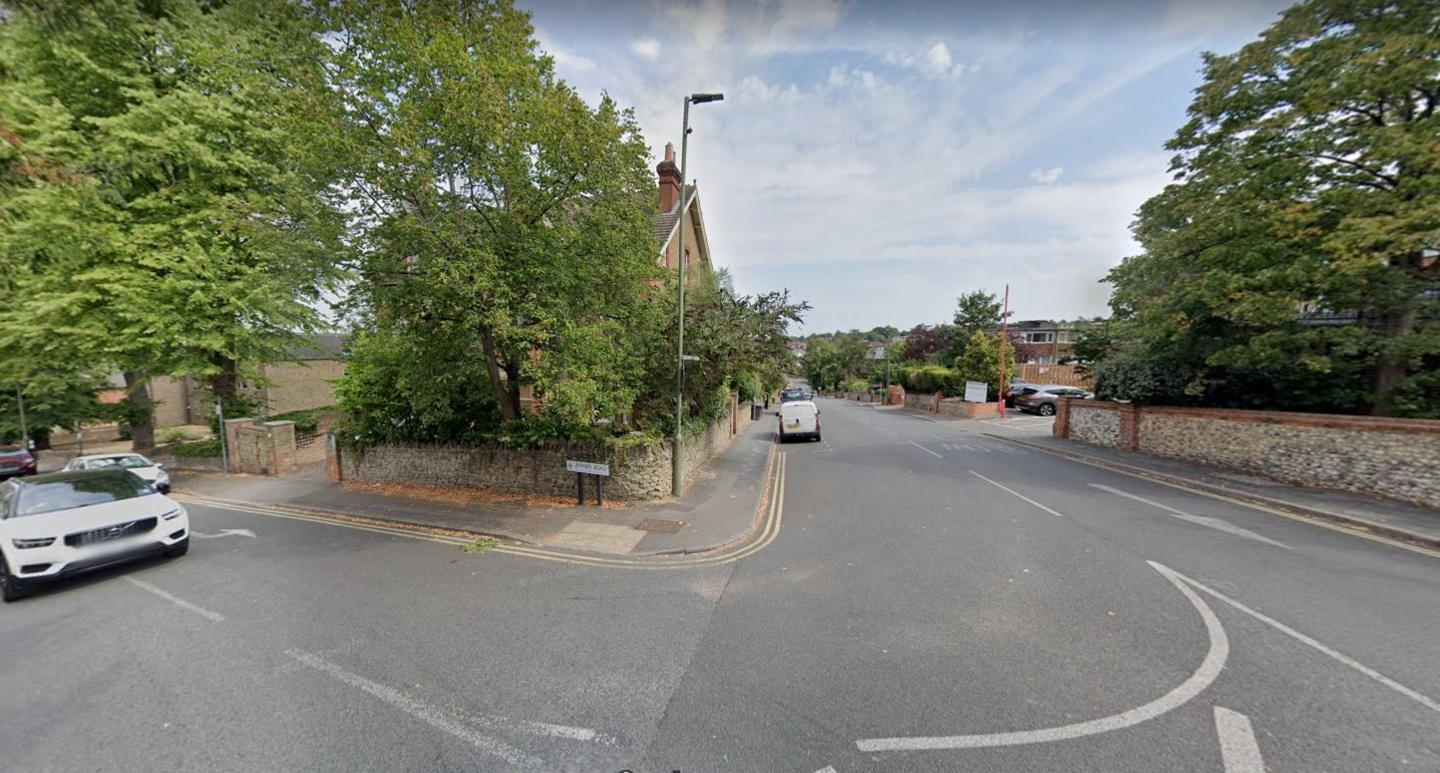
1016 363 1093 388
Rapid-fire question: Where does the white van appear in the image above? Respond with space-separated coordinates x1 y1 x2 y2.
778 400 821 442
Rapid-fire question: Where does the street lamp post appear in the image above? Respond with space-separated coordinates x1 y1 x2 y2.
673 91 723 497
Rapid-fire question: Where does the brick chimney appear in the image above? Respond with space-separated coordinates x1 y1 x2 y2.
657 142 681 212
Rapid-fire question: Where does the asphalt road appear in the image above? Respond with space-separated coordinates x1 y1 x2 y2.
4 398 1439 772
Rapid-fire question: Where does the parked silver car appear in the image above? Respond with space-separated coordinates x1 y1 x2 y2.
1014 384 1092 416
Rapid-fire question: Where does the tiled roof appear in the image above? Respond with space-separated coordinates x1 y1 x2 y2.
649 184 696 245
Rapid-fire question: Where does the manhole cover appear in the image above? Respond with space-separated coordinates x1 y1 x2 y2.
636 518 685 533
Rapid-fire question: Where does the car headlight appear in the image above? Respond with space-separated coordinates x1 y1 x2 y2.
13 537 55 549
156 470 170 483
161 507 184 521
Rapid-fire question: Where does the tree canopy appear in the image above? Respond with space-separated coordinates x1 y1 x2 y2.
1098 0 1439 416
0 0 347 446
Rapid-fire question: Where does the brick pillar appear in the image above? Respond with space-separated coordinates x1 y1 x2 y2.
264 421 296 475
1054 397 1071 438
223 418 253 472
1117 403 1141 451
887 385 904 406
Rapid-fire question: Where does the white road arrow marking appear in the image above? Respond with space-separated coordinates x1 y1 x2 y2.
1089 484 1290 549
1213 707 1264 773
855 560 1228 751
190 528 257 540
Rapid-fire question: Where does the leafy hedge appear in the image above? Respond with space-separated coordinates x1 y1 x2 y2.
906 365 962 396
168 437 222 458
269 406 333 435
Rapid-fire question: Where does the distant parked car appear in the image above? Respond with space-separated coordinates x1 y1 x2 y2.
780 388 808 403
0 469 189 602
0 446 37 480
1014 385 1092 416
64 453 170 494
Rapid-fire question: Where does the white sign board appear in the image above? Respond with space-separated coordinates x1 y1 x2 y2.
963 381 988 404
566 460 611 477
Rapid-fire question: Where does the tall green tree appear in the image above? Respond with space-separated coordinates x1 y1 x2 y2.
0 0 347 447
1103 0 1439 416
324 0 661 426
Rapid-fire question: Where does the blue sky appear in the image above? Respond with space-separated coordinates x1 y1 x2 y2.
520 0 1291 333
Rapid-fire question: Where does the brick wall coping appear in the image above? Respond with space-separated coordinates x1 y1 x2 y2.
1068 400 1440 434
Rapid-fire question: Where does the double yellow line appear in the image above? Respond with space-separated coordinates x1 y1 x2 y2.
172 449 788 571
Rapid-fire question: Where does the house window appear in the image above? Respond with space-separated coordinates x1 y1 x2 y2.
1056 330 1074 343
1022 332 1054 344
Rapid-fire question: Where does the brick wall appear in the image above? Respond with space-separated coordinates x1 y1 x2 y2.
259 360 344 415
1056 401 1440 508
335 401 755 501
900 392 998 419
149 376 192 428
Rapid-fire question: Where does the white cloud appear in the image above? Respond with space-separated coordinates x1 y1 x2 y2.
533 28 596 71
885 42 967 80
526 3 1223 329
630 36 661 61
1030 167 1064 184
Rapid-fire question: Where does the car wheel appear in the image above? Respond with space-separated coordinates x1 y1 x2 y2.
1 558 29 603
1038 403 1056 416
164 538 190 559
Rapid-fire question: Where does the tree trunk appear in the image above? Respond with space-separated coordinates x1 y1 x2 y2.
479 329 518 422
1371 305 1419 417
124 371 156 451
210 355 239 405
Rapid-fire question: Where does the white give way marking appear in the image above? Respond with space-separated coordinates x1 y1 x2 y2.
285 649 617 769
1089 484 1290 549
190 528 257 540
856 560 1228 751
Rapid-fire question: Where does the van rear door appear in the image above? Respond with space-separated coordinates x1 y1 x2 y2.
779 402 817 435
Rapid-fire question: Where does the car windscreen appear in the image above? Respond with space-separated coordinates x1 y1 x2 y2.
14 474 154 517
0 447 28 458
88 455 151 470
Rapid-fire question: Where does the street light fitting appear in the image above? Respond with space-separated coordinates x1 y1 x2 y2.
689 92 724 104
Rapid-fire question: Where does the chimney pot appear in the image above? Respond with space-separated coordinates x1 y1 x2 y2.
656 142 681 212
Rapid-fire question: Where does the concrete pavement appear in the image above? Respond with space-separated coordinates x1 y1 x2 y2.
3 393 1438 771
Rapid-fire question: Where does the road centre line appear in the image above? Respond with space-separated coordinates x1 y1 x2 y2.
285 649 549 768
968 471 1065 517
1214 707 1264 773
856 560 1228 751
122 576 226 622
909 440 943 458
1173 568 1440 714
1089 484 1291 549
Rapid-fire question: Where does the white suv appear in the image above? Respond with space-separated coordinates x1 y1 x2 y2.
0 469 190 602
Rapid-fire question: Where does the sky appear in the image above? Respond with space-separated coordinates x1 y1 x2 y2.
519 0 1292 333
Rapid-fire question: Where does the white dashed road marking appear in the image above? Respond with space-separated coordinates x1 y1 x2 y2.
969 471 1065 517
1214 707 1265 773
122 576 226 622
908 441 943 458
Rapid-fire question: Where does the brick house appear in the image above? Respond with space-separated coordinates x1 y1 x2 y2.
1009 320 1078 365
98 333 347 428
651 142 714 277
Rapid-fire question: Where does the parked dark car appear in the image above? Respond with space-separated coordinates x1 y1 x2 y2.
1014 385 1092 416
780 388 808 403
0 446 37 480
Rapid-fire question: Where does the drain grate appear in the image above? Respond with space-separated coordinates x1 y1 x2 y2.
635 518 685 533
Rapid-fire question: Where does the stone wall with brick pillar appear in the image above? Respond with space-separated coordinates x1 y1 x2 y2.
1055 401 1440 508
328 400 756 501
